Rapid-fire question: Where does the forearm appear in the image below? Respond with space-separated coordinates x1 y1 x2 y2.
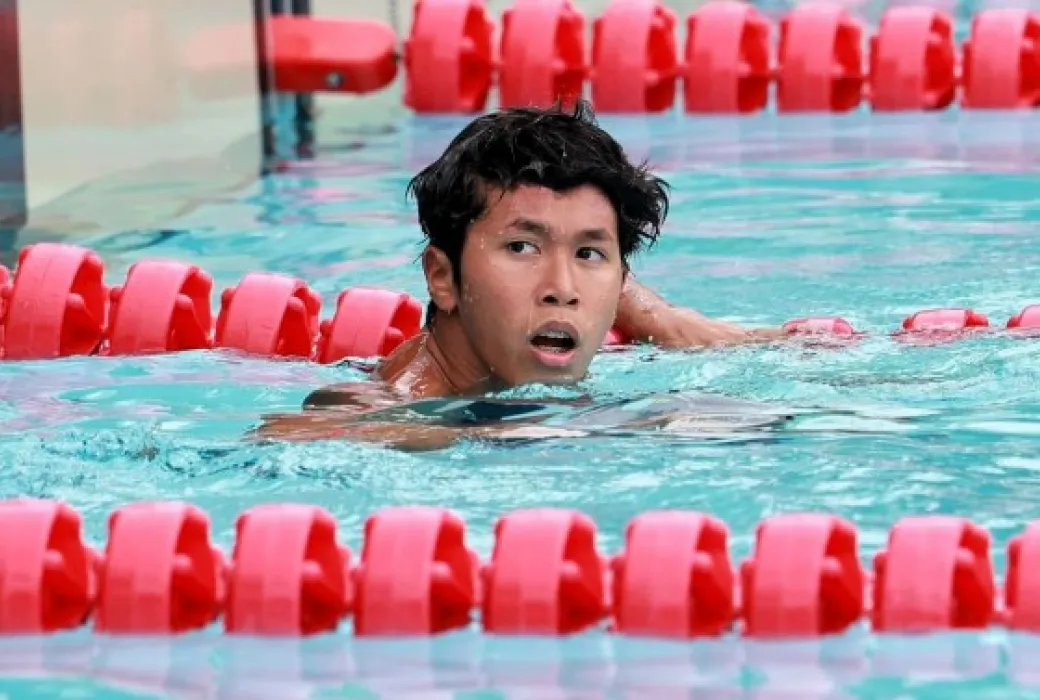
251 411 586 452
614 276 784 348
614 275 681 344
251 410 472 451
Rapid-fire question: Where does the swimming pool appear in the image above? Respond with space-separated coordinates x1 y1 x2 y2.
4 102 1040 695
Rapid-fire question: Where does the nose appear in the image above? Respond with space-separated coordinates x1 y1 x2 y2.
539 255 580 307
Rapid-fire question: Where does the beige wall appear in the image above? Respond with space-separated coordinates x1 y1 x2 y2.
15 0 265 241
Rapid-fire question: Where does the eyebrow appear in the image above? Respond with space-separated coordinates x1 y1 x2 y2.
507 217 614 242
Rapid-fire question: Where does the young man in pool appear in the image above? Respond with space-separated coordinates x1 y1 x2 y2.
255 100 786 449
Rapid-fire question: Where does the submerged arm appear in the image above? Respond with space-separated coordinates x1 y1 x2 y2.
251 410 483 451
614 276 785 349
252 413 586 451
251 393 587 452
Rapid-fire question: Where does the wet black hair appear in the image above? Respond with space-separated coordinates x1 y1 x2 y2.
406 99 670 324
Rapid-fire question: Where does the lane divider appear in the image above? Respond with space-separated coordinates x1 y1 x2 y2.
250 0 1040 113
4 498 1040 638
0 243 1035 361
0 244 422 363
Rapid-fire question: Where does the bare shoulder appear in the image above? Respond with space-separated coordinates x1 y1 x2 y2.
249 333 452 444
302 381 405 411
302 331 433 410
249 380 406 443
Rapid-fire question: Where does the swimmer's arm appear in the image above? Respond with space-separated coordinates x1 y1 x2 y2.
251 411 474 451
614 276 786 348
250 409 585 452
249 382 463 451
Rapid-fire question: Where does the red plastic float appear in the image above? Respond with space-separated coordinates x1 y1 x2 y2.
962 9 1040 109
740 513 864 638
95 501 224 634
482 508 606 634
225 504 352 636
1 244 1040 361
869 6 956 111
611 511 733 638
214 272 321 359
776 3 865 112
0 243 107 360
900 308 990 333
106 260 214 356
1005 521 1040 630
498 0 587 109
603 325 631 347
0 499 97 633
316 287 422 363
182 3 1040 113
403 0 495 113
269 16 398 94
15 498 1040 638
353 506 478 636
1007 304 1040 331
684 1 772 114
872 516 994 633
895 308 991 345
591 0 680 112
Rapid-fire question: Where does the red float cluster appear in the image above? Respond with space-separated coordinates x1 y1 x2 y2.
784 307 1040 346
5 498 1040 638
0 243 1035 361
271 0 1040 113
0 243 424 363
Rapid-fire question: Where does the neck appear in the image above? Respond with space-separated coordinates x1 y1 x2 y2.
426 312 502 396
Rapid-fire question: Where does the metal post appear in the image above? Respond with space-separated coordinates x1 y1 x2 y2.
292 0 315 158
254 0 278 172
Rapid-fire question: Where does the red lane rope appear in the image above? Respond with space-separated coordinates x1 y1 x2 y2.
0 499 1036 638
243 1 1040 113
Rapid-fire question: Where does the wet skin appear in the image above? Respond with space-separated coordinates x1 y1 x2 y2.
253 185 786 450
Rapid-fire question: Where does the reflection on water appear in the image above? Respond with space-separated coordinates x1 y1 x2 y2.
0 629 1030 699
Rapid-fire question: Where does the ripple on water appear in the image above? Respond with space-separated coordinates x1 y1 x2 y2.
3 116 1040 696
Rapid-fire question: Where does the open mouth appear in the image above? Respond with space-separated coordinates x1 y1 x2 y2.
530 327 578 354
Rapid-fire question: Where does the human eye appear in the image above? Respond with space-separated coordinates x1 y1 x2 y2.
506 240 538 254
577 247 608 262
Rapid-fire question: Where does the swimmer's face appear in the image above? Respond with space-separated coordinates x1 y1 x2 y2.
426 184 624 387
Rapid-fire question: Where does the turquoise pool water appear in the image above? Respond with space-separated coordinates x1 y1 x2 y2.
4 109 1040 697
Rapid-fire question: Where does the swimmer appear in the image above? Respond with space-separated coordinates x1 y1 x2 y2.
254 100 789 450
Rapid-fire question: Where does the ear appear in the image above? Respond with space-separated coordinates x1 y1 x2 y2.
422 245 458 315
